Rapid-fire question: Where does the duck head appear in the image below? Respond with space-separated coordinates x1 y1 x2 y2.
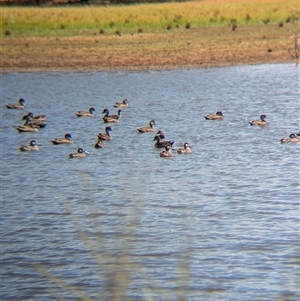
105 126 112 133
149 120 156 127
65 133 73 140
156 130 165 139
260 114 267 120
30 140 41 146
19 98 25 105
78 147 89 154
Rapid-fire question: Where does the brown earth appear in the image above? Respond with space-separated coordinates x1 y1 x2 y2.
1 24 298 72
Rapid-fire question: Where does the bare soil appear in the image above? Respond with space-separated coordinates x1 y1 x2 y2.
1 24 298 72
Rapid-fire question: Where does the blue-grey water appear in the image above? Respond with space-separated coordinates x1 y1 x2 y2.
1 64 299 301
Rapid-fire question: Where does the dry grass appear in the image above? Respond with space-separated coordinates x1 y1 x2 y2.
1 0 298 37
1 23 298 71
1 0 299 71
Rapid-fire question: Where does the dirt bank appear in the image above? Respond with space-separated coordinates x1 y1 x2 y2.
1 24 298 72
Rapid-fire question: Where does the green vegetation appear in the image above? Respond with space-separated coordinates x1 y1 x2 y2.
1 0 299 37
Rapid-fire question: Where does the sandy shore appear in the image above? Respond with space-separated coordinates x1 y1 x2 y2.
1 24 298 72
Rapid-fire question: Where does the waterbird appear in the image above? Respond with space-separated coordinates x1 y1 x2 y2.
113 98 129 108
155 130 166 139
160 145 173 158
249 114 268 126
68 148 89 158
14 116 39 132
5 98 25 109
177 142 192 154
280 133 299 144
75 107 95 117
102 108 121 123
51 133 73 145
137 120 156 133
97 126 112 141
22 114 46 128
153 135 174 148
25 112 47 121
19 140 41 151
204 111 224 120
14 125 39 132
94 136 106 148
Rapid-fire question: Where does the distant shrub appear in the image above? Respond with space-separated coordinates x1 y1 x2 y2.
173 15 182 24
232 23 237 31
263 18 270 25
285 16 291 23
219 16 226 23
214 9 219 17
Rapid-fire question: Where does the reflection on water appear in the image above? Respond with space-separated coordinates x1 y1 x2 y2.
1 64 299 301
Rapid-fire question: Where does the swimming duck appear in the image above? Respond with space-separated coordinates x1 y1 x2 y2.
205 111 224 120
94 136 105 148
14 117 39 132
19 140 41 151
102 108 121 123
26 112 47 121
97 126 112 141
153 135 174 148
113 98 129 108
75 107 95 117
14 125 39 133
249 114 268 126
280 133 299 144
155 130 166 139
177 142 192 154
137 120 156 133
51 133 73 145
68 147 90 158
160 145 173 158
5 98 25 109
22 114 47 128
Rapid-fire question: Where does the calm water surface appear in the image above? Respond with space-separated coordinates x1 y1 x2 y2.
1 64 299 301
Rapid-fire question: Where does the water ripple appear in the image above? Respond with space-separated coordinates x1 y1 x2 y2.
1 64 299 301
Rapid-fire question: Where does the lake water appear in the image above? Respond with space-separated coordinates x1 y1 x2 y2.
1 64 299 301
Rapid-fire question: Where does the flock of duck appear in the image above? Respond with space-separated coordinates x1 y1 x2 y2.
5 98 300 158
6 98 189 158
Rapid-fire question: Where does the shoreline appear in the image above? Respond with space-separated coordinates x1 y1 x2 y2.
1 60 296 73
